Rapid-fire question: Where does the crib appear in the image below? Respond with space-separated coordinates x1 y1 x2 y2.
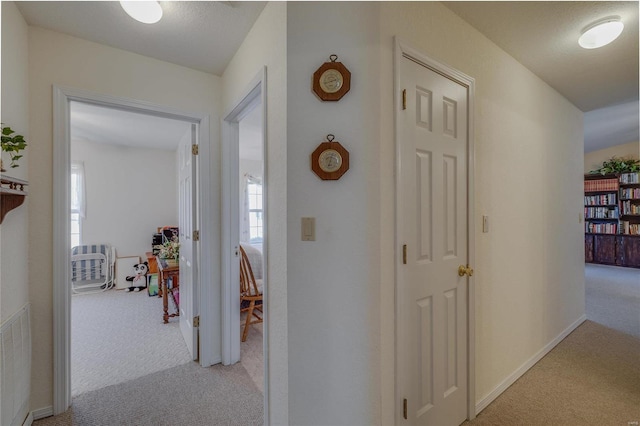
70 244 115 293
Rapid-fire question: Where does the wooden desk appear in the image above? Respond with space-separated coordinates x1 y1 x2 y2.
156 257 179 323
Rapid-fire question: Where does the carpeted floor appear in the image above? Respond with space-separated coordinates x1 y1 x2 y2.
465 320 640 425
585 263 640 338
34 361 263 426
71 289 192 396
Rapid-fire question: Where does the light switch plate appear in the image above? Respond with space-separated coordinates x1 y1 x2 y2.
302 217 316 241
482 215 489 233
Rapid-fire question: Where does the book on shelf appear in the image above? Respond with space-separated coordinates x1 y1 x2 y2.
621 221 640 235
584 178 619 192
619 172 640 185
620 187 640 199
584 193 617 205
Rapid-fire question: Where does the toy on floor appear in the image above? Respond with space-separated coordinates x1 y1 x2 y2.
125 261 149 292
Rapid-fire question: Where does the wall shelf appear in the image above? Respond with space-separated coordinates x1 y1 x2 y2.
1 174 28 224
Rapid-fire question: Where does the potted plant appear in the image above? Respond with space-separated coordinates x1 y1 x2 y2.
1 124 27 171
589 156 640 175
155 235 180 266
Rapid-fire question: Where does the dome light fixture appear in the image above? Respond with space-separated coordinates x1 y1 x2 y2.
578 17 624 49
120 1 163 24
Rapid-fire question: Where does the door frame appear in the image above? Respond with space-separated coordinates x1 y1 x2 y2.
221 68 268 422
52 86 213 414
393 38 477 421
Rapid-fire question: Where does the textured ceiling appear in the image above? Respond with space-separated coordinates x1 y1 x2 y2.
16 2 640 153
16 1 267 76
444 1 639 112
445 1 639 152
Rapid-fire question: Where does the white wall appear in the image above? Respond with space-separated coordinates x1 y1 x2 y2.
27 26 221 411
71 139 178 257
379 2 585 421
584 141 640 173
286 3 381 425
221 3 288 424
1 2 30 324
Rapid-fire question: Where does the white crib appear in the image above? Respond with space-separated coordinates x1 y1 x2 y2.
70 244 115 293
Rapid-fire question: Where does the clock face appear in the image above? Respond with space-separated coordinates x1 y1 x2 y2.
318 149 343 173
319 69 344 94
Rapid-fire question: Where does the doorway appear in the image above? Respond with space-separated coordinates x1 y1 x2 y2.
52 87 214 414
394 41 476 424
68 100 195 396
221 69 268 415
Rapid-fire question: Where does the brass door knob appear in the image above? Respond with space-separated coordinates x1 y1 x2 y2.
458 265 474 277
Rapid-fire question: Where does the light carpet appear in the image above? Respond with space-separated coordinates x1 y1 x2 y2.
585 263 640 338
465 320 640 425
35 361 263 426
71 289 192 396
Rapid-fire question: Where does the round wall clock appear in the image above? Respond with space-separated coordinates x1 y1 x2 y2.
311 135 350 180
312 55 351 101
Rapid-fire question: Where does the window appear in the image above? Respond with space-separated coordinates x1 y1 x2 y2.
247 181 263 244
70 162 85 248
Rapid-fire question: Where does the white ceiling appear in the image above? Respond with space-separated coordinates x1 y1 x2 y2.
17 2 640 153
70 101 191 151
444 1 639 152
16 1 267 76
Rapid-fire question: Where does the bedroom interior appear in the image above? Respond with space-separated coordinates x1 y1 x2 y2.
67 99 265 408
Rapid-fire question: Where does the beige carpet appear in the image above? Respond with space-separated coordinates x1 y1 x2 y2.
465 320 640 426
34 362 262 426
585 263 640 338
71 289 192 396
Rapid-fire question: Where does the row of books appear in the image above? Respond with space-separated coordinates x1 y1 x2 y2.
621 221 640 235
585 223 617 234
620 172 640 184
584 178 619 192
584 194 617 206
584 207 618 219
621 201 640 216
620 188 640 199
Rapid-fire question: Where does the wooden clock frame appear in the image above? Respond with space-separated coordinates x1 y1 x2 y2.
312 57 351 101
311 141 350 180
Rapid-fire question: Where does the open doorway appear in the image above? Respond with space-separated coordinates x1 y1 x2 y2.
52 87 216 414
68 100 196 396
237 101 265 391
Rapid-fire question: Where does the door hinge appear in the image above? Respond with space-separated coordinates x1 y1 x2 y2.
193 230 200 241
192 144 199 155
403 398 408 420
402 244 407 264
193 316 200 327
402 89 407 110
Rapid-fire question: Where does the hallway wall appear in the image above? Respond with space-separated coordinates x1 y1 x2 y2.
379 2 585 419
27 26 221 411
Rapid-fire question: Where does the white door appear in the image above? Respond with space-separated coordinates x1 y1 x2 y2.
397 56 470 425
178 124 198 360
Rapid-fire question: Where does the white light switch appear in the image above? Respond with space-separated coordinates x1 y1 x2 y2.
302 217 315 241
482 215 489 233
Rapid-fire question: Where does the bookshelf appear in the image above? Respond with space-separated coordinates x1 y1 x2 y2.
584 172 640 268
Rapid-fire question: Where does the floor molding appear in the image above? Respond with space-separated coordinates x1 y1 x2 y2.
475 314 587 414
31 406 53 421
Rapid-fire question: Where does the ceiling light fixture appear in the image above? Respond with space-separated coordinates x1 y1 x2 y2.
578 17 624 49
120 1 163 24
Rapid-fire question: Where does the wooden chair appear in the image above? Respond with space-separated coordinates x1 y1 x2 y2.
240 245 263 342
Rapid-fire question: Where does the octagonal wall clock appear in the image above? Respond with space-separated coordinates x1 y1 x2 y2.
311 134 350 180
312 55 351 101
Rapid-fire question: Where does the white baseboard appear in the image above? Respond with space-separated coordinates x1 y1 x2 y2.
31 406 54 421
475 314 587 414
22 412 33 426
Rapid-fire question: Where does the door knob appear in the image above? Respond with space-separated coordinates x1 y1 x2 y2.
458 265 474 277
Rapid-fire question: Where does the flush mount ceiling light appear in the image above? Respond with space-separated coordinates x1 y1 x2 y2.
578 17 624 49
120 1 163 24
